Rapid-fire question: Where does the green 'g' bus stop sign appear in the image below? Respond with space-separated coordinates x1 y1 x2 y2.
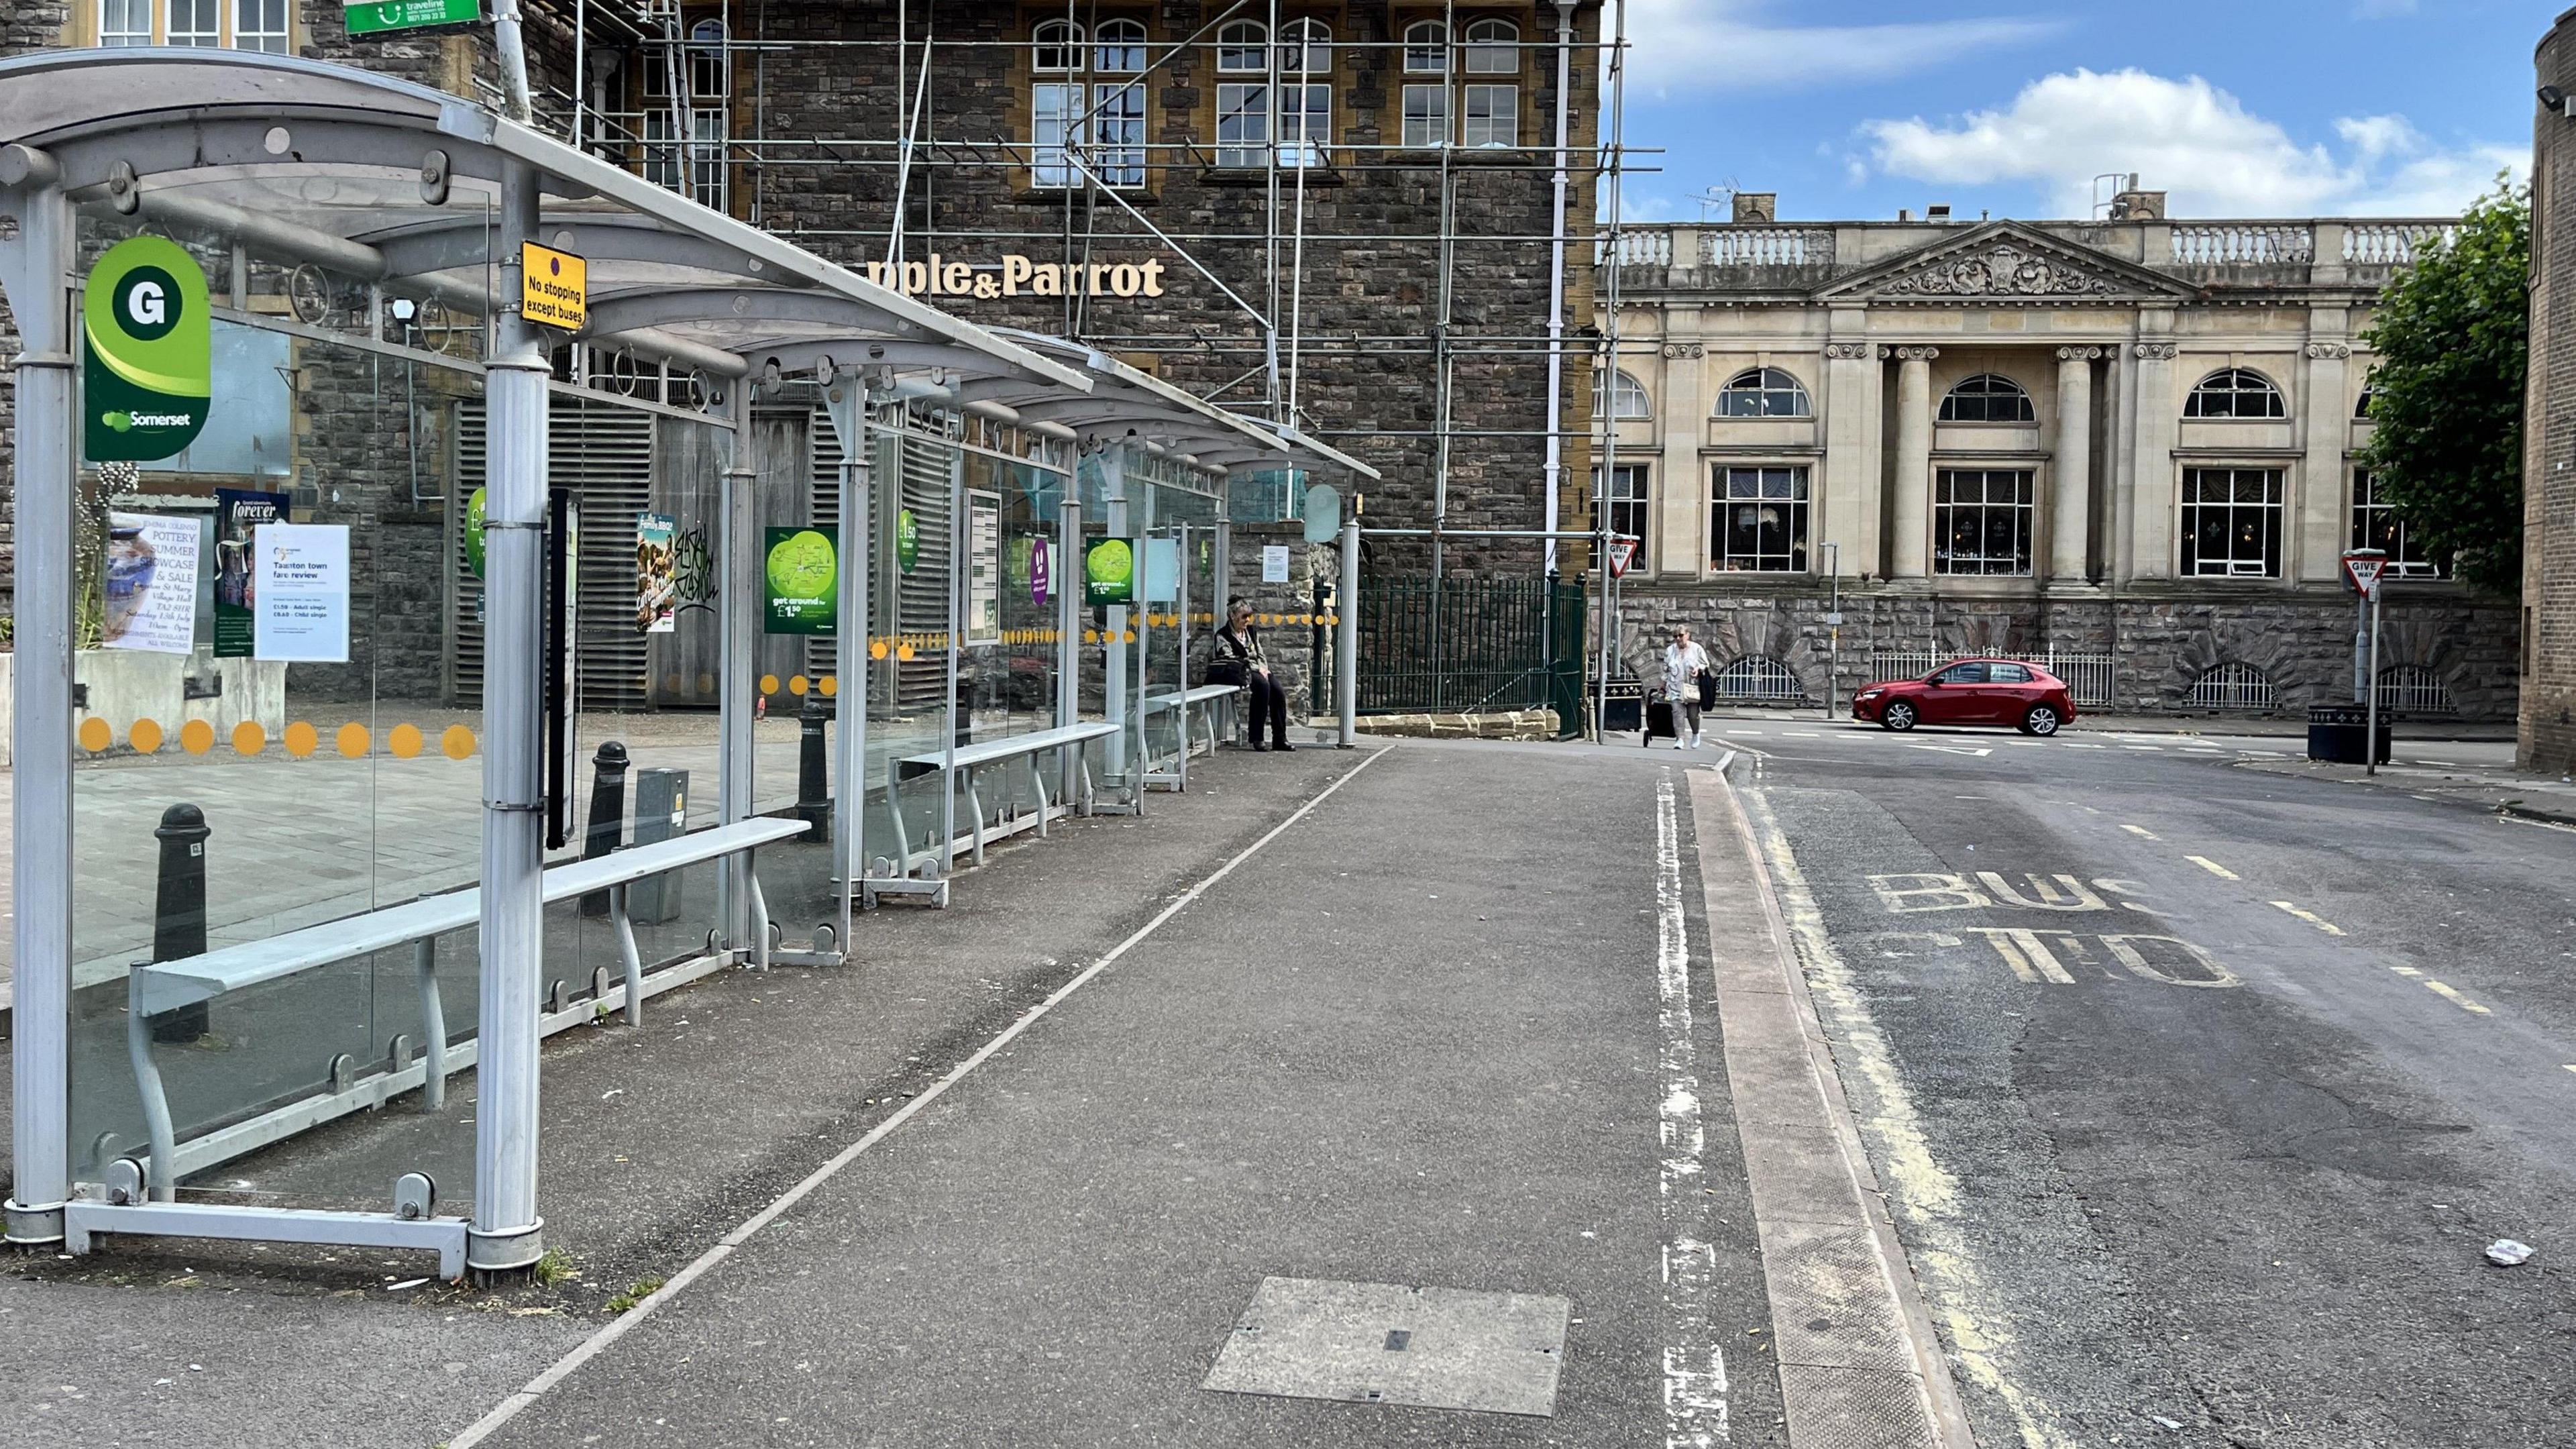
345 0 482 36
84 235 210 463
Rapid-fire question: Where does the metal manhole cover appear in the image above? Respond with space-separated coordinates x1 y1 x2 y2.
1201 1277 1571 1417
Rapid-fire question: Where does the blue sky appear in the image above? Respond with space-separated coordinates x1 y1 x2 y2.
1615 0 2535 223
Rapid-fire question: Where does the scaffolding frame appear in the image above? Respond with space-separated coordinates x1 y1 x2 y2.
541 0 1646 565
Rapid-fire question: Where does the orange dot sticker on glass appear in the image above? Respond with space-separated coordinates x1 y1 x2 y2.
441 724 476 760
896 643 917 661
129 718 164 755
231 720 266 756
869 639 890 660
78 717 112 753
179 719 215 755
759 674 781 696
282 722 319 759
818 676 839 698
337 722 371 759
789 675 808 696
389 723 425 759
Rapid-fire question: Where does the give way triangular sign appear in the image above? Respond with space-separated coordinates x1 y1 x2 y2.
2342 550 2387 599
1608 537 1638 579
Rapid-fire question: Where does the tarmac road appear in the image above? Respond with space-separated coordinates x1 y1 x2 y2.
1727 720 2576 1449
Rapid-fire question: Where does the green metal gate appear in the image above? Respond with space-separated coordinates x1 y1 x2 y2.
1356 575 1585 733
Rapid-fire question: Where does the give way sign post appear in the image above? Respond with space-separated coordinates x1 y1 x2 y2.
2343 549 2389 775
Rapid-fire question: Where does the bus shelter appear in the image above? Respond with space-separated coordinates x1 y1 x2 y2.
0 48 1366 1279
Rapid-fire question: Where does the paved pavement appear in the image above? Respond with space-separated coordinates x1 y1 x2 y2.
1725 719 2576 1448
5 739 1856 1449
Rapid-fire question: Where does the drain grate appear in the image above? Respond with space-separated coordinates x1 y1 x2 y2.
1201 1277 1572 1417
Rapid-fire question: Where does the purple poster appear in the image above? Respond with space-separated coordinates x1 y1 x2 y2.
1030 537 1052 605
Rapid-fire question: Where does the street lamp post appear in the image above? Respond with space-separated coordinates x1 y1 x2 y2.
1820 541 1842 719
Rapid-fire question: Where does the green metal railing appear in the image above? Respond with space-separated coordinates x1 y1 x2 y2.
1356 575 1586 734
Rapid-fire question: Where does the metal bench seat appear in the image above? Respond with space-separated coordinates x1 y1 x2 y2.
115 818 811 1212
879 721 1121 894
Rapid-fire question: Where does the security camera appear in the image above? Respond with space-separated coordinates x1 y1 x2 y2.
2542 84 2567 113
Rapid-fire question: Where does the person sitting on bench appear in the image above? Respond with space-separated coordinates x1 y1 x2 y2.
1209 600 1295 751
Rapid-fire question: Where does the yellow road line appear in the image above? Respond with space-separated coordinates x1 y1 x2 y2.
2121 824 2159 839
2422 980 2491 1014
2186 855 2238 879
2391 966 2423 977
2268 901 2346 936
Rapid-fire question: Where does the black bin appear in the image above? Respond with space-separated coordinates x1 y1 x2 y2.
1594 676 1644 734
2306 704 2390 765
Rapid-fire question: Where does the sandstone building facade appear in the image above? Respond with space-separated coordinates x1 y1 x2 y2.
1598 195 2519 719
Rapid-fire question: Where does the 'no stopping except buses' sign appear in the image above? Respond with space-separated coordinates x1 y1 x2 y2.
521 241 586 331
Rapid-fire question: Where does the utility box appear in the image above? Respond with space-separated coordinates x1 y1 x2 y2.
1594 676 1644 735
631 767 690 923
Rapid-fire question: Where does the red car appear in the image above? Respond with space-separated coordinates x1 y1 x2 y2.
1851 659 2076 736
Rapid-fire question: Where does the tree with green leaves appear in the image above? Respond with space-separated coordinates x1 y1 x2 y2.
2357 178 2529 597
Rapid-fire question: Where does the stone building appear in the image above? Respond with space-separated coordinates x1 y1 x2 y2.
2526 11 2576 770
1 3 1609 711
1595 191 2520 720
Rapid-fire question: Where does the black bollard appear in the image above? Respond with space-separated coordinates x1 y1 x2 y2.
579 741 630 918
150 802 211 1043
796 690 832 842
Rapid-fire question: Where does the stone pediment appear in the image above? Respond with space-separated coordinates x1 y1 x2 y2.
1817 223 2195 304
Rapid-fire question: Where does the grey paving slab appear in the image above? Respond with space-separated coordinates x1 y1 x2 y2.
1201 1277 1572 1417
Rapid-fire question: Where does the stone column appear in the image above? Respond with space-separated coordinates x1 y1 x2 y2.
1820 335 1879 582
2051 347 2100 582
2127 333 2179 580
1888 345 1938 578
2297 336 2351 583
1654 341 1707 578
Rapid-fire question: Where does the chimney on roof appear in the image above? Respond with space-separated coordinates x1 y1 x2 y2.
1897 208 1913 223
1731 191 1776 224
2107 183 2167 220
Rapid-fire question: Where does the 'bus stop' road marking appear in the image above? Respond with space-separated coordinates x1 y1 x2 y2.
443 748 1393 1449
2187 856 2239 880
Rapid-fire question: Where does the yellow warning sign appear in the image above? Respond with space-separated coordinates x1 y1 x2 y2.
521 241 587 331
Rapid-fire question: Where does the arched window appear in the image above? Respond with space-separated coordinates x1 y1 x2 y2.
1032 17 1081 71
1939 373 2034 423
1711 657 1807 704
687 17 730 101
1217 19 1267 72
1403 19 1448 73
2187 662 2279 712
1595 369 1651 419
1716 367 1811 419
2354 387 2375 420
1462 17 1519 74
1280 17 1330 75
2375 665 2457 716
2186 368 2286 419
1093 17 1146 72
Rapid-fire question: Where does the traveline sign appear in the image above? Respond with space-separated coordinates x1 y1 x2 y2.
860 254 1169 301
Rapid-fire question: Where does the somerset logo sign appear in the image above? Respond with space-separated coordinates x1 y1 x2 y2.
86 235 211 463
860 253 1169 300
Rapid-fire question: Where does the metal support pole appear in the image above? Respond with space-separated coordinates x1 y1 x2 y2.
2352 594 2369 705
469 158 549 1277
941 445 964 859
3 174 74 1249
825 372 869 941
1104 450 1132 787
1823 541 1841 720
2365 586 2383 777
1057 491 1083 804
718 400 757 942
1336 519 1359 747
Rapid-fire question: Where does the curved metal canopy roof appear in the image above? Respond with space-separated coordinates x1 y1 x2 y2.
0 48 1375 480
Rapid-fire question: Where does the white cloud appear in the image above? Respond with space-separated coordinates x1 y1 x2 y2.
1616 0 2061 99
1860 68 2523 218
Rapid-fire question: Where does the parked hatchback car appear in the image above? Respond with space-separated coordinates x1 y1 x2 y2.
1852 659 2076 735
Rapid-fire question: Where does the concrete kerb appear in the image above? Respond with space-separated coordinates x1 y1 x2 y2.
2234 753 2576 828
1688 758 1976 1449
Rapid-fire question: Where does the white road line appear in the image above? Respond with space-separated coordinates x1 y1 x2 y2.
1727 730 1766 737
2182 749 2224 756
1654 775 1729 1446
444 748 1395 1448
2417 759 2459 767
2121 745 2163 752
2061 742 2106 749
2186 855 2239 880
2269 901 2347 936
2121 824 2159 840
2422 980 2492 1015
2563 1065 2576 1075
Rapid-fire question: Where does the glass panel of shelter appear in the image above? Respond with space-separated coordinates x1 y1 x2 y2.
66 205 509 1210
